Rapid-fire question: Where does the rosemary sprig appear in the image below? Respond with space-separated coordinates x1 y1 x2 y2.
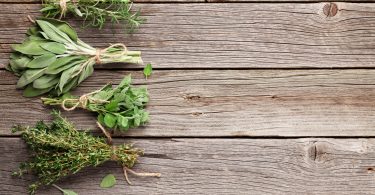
12 111 159 195
7 18 142 97
41 0 144 32
42 75 149 131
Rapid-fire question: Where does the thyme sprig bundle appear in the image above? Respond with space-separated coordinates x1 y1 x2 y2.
42 75 149 131
12 111 159 195
41 0 144 31
7 18 142 97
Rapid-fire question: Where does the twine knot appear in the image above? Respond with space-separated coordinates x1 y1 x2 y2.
59 0 68 19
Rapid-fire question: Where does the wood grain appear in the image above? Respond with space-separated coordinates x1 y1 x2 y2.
1 69 375 137
3 137 375 194
2 3 375 68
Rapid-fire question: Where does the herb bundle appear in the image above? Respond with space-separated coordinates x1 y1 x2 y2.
12 111 159 195
42 75 149 131
7 18 142 97
41 0 144 31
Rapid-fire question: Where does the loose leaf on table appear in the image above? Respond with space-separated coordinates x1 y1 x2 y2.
7 19 143 97
100 174 117 188
42 75 150 131
143 63 153 79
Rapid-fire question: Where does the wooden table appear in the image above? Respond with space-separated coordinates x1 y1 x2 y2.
2 0 375 194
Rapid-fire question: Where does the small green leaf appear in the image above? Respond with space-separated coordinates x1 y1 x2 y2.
46 56 83 74
42 18 78 42
27 54 57 69
143 63 152 79
36 20 72 44
117 115 129 130
118 74 132 88
12 40 49 55
62 189 78 195
100 174 116 188
23 84 52 97
105 100 119 112
40 42 67 54
33 74 59 89
17 68 46 88
104 113 117 128
59 66 79 91
77 64 94 84
97 114 105 125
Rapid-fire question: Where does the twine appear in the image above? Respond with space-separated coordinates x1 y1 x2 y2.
122 166 161 185
72 43 128 78
61 87 109 111
97 121 113 145
59 0 68 19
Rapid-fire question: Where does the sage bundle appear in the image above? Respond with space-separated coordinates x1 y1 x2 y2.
42 75 149 131
12 111 160 195
41 0 144 31
7 18 142 97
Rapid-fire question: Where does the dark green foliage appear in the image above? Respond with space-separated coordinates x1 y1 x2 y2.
12 110 142 195
41 0 145 32
42 75 149 131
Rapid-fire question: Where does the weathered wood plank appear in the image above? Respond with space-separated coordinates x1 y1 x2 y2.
1 69 375 137
2 137 375 194
2 3 375 68
0 0 205 3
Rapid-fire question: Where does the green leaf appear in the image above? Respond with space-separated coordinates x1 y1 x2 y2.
36 20 72 44
17 68 46 88
141 112 149 123
23 84 52 97
77 64 94 84
117 115 129 130
12 40 49 55
40 42 67 54
105 100 119 112
100 174 116 188
60 76 79 95
143 63 152 79
134 115 141 126
46 56 84 74
11 55 31 70
33 74 59 89
27 54 57 69
42 18 78 42
62 189 78 195
97 114 105 125
59 66 80 92
118 74 132 88
104 113 117 128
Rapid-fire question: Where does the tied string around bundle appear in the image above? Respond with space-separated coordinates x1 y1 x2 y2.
61 88 109 111
72 43 128 78
99 132 161 184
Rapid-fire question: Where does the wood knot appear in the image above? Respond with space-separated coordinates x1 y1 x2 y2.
184 94 201 101
323 3 338 17
308 141 329 162
191 112 203 116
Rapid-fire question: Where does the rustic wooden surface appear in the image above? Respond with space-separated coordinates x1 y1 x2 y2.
1 0 375 194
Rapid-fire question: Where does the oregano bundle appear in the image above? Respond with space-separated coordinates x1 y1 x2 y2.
7 18 142 97
41 0 144 31
12 111 159 195
42 75 149 131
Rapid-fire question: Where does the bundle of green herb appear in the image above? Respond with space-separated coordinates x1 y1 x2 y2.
42 75 149 131
41 0 144 31
12 110 160 195
7 18 142 97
